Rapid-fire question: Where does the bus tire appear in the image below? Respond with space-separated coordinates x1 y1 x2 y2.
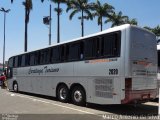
57 84 69 103
71 86 86 106
13 82 18 92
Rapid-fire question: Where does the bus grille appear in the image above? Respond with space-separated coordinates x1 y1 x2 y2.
95 79 113 98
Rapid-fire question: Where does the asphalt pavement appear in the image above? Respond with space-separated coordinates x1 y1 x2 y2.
0 88 158 120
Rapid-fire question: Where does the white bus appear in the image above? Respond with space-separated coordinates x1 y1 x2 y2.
157 45 160 92
7 24 157 106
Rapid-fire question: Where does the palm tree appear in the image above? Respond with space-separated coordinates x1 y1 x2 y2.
144 25 160 36
11 0 45 52
51 0 67 43
22 0 33 52
66 0 93 37
11 0 44 52
91 0 114 31
144 26 152 31
125 18 138 25
105 11 128 27
152 25 160 36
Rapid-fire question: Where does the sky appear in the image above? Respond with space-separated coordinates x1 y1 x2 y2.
0 0 160 63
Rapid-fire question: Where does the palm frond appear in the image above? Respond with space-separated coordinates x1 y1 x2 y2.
105 18 111 24
22 0 33 10
51 0 67 3
54 8 63 14
91 1 114 27
84 9 93 20
22 1 25 6
69 10 79 20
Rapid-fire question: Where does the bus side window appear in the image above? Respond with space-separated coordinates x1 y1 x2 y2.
8 57 13 68
40 50 48 65
34 51 40 65
7 67 13 78
7 58 13 78
14 56 18 68
84 39 97 59
101 32 120 58
158 50 160 69
40 49 50 65
80 41 84 60
21 55 26 67
18 56 22 67
30 52 35 66
95 37 100 58
51 46 60 63
44 49 51 64
60 45 65 62
97 37 103 58
25 54 30 66
68 42 81 61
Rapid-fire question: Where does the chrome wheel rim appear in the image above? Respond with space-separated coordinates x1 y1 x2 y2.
14 84 18 91
74 90 82 103
59 88 67 100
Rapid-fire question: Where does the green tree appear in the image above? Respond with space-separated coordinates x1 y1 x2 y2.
144 26 152 31
51 0 67 43
125 18 138 25
11 0 44 52
66 0 93 37
91 0 114 31
105 11 128 27
144 25 160 36
152 25 160 36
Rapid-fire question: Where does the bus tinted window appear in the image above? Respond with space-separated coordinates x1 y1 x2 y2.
18 56 22 67
68 42 81 61
25 54 30 66
158 50 160 67
21 55 25 67
102 32 120 58
80 42 84 60
30 53 35 66
14 56 18 67
34 51 40 65
84 39 97 59
40 49 50 65
60 45 65 62
10 31 121 67
51 46 60 63
46 49 51 64
8 57 13 67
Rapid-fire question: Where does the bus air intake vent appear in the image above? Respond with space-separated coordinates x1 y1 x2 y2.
95 79 113 98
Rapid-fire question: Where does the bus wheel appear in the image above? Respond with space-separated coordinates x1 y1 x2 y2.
13 82 18 92
71 86 86 106
57 84 69 103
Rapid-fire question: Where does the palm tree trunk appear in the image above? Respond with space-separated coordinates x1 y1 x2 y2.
57 2 60 43
81 9 84 37
25 22 28 52
24 8 28 52
101 16 103 31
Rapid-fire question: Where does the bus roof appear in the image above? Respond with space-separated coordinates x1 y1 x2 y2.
157 45 160 50
9 24 154 58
